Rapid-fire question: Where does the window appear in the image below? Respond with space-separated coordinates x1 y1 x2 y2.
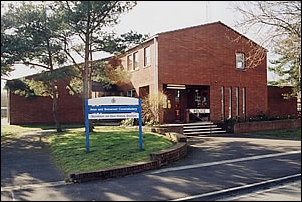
127 89 136 97
242 87 246 121
133 52 139 70
228 87 232 119
236 53 245 69
127 55 132 70
144 46 151 66
221 86 225 121
235 87 239 118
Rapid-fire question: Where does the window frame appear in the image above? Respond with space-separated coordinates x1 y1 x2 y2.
127 89 136 97
144 46 151 67
127 54 133 71
228 87 232 119
133 52 139 70
236 53 245 69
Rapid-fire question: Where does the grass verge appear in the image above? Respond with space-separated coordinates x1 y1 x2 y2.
250 128 301 140
46 126 174 177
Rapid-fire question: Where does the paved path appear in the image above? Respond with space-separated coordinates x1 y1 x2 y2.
1 130 66 189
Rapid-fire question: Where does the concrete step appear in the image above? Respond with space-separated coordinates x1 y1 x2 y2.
183 121 212 126
183 125 219 130
183 121 226 136
184 130 227 135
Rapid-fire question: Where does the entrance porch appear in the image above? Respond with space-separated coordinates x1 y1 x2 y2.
163 84 210 124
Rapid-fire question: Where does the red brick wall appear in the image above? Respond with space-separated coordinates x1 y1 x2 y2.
157 22 268 122
234 119 301 133
267 86 297 117
9 80 84 125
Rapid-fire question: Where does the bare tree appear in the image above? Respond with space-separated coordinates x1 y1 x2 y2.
230 1 301 97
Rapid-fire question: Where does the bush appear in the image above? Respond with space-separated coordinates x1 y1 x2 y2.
141 90 166 126
120 118 134 126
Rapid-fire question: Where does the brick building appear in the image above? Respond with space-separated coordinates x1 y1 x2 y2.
118 21 268 124
7 21 297 125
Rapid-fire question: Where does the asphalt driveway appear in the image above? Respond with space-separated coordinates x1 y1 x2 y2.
1 128 301 201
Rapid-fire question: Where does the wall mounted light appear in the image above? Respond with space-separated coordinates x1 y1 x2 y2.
166 84 186 89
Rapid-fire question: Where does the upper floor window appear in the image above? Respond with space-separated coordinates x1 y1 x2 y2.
127 55 132 70
144 46 151 67
236 53 245 69
133 52 139 70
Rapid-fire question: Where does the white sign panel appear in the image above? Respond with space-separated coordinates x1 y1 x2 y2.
88 96 138 105
189 108 210 113
88 113 139 119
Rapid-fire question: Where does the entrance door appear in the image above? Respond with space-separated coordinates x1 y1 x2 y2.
187 86 210 122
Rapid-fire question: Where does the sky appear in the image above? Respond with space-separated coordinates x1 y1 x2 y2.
0 1 278 92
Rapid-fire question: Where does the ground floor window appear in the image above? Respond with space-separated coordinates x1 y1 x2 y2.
228 87 232 119
127 89 136 97
221 86 225 121
242 87 246 121
236 87 239 119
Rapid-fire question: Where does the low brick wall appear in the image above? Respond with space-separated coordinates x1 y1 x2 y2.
151 125 183 135
233 119 301 134
150 142 187 167
70 161 159 183
69 132 187 183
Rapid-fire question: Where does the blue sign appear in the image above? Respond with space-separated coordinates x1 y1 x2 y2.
85 96 143 153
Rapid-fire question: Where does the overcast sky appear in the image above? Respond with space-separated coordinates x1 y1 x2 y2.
115 1 236 36
1 1 277 91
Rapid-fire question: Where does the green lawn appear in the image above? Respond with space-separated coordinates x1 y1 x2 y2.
1 124 174 177
250 128 301 140
46 126 174 176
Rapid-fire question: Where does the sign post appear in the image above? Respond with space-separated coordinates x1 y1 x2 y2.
85 99 90 153
85 96 143 153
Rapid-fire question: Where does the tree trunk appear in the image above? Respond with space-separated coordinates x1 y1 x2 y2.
83 19 94 132
52 82 62 132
